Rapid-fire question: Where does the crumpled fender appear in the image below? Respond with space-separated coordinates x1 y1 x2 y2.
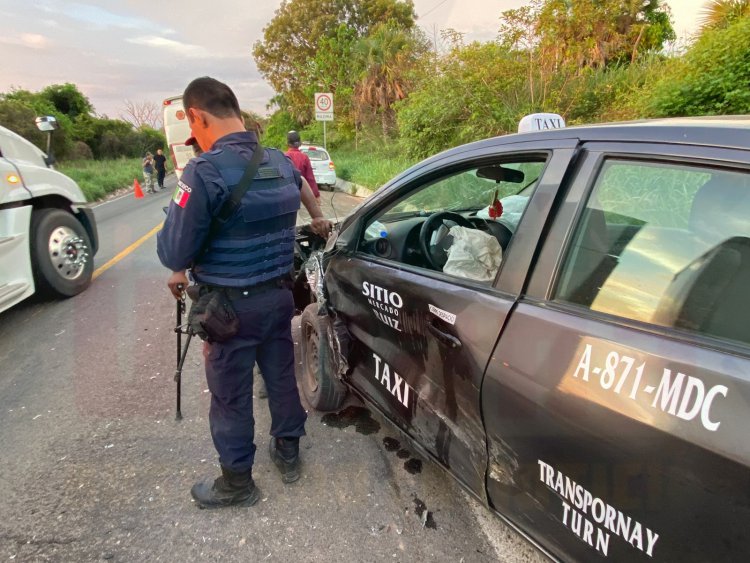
304 250 350 379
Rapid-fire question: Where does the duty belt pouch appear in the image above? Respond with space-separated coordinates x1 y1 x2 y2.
186 286 239 342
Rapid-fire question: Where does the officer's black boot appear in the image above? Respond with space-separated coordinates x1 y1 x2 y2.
190 466 260 509
269 437 300 483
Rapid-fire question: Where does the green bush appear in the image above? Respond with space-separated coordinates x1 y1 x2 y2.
69 141 94 160
648 17 750 116
0 100 46 148
561 58 666 123
1 89 75 159
263 109 299 150
395 42 529 159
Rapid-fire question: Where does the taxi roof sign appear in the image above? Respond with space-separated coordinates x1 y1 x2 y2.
518 113 565 134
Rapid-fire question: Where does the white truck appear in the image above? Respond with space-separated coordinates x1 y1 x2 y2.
0 117 98 313
162 96 192 179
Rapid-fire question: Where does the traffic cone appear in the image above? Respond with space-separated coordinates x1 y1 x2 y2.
133 178 144 199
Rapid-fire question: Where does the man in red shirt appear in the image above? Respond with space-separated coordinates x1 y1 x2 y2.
285 131 320 202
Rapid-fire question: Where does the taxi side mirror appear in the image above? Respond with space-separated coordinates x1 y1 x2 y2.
332 214 362 253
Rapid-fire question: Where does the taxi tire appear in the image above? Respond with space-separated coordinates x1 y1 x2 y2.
299 303 347 411
30 209 94 298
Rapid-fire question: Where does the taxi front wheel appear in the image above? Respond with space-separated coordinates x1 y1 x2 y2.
299 304 347 411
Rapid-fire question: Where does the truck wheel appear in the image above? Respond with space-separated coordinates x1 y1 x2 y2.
30 209 94 298
299 303 347 411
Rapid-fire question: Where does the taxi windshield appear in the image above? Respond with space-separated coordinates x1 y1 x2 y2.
384 161 545 219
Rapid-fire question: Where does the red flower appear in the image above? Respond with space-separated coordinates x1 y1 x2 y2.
488 191 503 219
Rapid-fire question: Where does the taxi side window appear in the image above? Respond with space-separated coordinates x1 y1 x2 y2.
556 159 750 346
359 158 546 283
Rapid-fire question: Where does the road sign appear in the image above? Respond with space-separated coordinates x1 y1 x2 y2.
315 93 334 121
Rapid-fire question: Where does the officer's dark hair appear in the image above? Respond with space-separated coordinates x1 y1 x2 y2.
183 77 241 120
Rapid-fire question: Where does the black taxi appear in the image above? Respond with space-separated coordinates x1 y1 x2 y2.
296 115 750 561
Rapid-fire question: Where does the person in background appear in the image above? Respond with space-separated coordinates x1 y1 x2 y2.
154 148 167 190
142 152 156 193
285 131 320 203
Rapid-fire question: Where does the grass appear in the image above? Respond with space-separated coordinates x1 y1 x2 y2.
57 145 408 202
58 157 172 202
332 144 418 192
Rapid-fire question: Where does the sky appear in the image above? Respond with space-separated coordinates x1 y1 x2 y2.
0 0 705 121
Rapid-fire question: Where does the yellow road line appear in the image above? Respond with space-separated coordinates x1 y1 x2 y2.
93 223 163 280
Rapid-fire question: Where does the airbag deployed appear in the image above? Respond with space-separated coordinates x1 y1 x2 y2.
443 226 502 282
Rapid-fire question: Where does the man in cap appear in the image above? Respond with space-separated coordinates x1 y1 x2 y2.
157 76 332 509
285 131 320 202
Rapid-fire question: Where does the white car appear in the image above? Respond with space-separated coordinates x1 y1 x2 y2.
0 119 97 313
300 144 337 191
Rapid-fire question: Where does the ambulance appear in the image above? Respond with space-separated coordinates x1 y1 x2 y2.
162 96 193 179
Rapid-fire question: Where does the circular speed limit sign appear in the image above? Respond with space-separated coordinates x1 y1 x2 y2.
316 94 332 112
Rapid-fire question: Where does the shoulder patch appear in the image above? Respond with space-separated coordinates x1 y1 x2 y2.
173 179 192 208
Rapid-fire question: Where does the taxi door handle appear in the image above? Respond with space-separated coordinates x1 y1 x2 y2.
427 322 462 349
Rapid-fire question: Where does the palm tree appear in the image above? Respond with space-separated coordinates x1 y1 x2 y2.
700 0 750 31
354 23 426 139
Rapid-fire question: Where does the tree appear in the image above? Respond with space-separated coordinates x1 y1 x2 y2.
648 16 750 116
263 109 300 149
72 116 134 159
121 99 161 129
395 42 529 158
306 24 361 140
354 22 429 138
1 88 75 158
526 0 675 71
130 126 167 158
252 0 417 121
40 83 93 119
0 99 46 148
700 0 750 30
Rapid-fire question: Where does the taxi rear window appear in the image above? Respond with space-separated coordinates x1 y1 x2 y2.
556 159 750 347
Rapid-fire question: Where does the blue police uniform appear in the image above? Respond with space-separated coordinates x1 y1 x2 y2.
157 131 307 474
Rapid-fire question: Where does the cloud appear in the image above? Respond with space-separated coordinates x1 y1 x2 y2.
126 36 209 59
38 1 175 34
0 33 50 49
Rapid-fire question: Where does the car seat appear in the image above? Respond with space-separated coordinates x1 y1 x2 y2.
653 175 750 345
558 205 613 307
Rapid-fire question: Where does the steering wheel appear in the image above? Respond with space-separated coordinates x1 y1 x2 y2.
474 217 514 250
419 211 473 270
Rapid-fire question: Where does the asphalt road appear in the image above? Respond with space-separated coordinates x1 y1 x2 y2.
0 177 545 562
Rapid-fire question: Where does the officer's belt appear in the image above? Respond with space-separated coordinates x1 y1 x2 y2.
201 277 291 299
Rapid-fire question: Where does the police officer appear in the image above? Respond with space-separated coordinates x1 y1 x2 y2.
156 77 332 509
